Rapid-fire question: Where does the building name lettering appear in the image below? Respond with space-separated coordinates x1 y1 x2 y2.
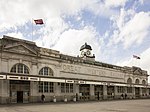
87 69 106 76
62 64 81 73
62 64 122 78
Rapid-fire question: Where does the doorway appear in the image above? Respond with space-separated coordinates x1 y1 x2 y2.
135 87 140 98
79 84 90 101
107 86 115 99
94 85 103 100
10 80 30 103
17 91 23 103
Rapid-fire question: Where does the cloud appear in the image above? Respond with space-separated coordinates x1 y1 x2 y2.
109 9 150 49
0 0 129 32
51 26 102 59
121 12 150 48
3 32 25 39
104 0 127 8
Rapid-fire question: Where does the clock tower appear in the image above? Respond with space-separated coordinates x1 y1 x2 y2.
80 42 95 61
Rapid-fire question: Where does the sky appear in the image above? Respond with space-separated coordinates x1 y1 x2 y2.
0 0 150 81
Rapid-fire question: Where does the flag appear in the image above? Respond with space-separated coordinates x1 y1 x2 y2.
34 19 44 25
133 55 140 59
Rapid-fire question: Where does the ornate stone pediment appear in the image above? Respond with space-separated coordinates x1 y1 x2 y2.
4 43 37 56
133 67 142 75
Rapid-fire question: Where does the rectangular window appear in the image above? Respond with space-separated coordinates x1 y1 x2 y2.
49 82 54 93
70 84 73 93
142 88 146 94
94 86 103 96
39 82 54 93
127 87 132 93
61 83 73 93
66 83 69 93
44 82 48 92
61 83 65 93
117 86 124 93
39 82 43 93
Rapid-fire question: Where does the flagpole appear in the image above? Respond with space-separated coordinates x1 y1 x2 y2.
32 18 33 41
32 19 44 41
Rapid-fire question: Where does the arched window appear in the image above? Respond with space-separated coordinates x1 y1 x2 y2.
142 80 146 85
127 78 132 84
10 63 29 74
39 67 53 76
135 79 140 84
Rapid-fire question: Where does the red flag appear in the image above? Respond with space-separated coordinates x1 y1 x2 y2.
34 19 44 25
133 55 140 59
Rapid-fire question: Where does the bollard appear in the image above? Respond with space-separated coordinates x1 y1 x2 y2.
53 96 56 102
64 95 67 102
73 97 76 102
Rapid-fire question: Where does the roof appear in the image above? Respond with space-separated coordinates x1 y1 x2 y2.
80 42 92 51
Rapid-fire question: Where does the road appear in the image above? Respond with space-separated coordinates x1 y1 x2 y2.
0 99 150 112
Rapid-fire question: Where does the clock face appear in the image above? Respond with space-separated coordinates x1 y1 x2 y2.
86 50 91 55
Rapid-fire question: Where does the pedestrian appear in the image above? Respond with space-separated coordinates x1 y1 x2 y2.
121 94 124 99
76 93 78 101
97 92 100 100
41 94 45 103
125 93 127 99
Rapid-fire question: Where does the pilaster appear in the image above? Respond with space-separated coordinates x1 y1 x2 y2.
90 85 95 100
103 85 107 100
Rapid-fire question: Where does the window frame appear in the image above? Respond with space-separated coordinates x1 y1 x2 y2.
10 63 29 74
38 81 54 93
39 67 53 76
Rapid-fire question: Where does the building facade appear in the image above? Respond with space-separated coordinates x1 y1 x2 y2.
0 35 150 104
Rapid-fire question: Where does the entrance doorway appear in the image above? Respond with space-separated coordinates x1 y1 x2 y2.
94 85 103 100
135 87 140 98
17 91 23 103
79 84 90 101
107 86 115 99
10 80 30 103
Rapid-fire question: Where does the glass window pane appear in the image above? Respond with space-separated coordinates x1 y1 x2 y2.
18 64 23 73
11 64 29 74
61 83 65 93
39 82 43 93
70 84 73 93
66 83 69 93
10 65 17 73
49 82 54 93
39 67 53 76
44 82 48 92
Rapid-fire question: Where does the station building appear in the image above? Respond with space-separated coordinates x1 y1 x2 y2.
0 35 150 104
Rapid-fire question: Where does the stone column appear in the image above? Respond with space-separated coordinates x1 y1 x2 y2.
139 87 142 97
124 87 127 93
55 82 60 96
30 81 38 102
0 80 10 104
0 58 1 72
54 82 61 101
74 84 79 101
103 85 107 100
90 85 95 100
132 87 135 98
146 88 149 96
114 86 118 99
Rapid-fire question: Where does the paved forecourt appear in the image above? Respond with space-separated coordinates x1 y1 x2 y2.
0 99 150 112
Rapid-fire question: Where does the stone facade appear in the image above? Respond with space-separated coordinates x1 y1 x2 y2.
0 35 149 104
